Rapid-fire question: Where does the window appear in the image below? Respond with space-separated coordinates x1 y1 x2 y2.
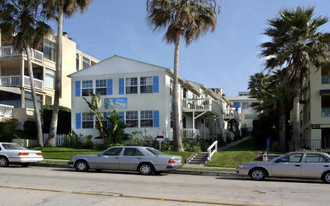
278 153 303 163
45 68 55 89
43 40 55 61
141 110 153 127
76 53 80 71
140 77 153 93
305 154 328 163
126 111 138 127
126 77 138 94
83 57 90 69
322 64 330 84
25 92 42 109
124 148 143 156
146 148 163 156
82 113 93 129
322 95 330 117
103 148 122 156
82 80 93 96
242 102 249 109
96 80 107 95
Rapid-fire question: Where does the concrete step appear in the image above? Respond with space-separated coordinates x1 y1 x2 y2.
187 152 208 165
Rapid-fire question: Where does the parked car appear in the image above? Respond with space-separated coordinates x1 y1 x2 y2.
0 142 43 167
237 152 330 183
68 146 182 175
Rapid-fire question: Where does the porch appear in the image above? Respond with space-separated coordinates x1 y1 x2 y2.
0 75 43 90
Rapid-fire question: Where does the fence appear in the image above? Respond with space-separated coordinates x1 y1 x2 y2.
43 134 66 146
292 139 330 150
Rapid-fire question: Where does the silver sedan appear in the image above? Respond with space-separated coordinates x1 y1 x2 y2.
237 152 330 183
0 142 43 167
68 146 182 175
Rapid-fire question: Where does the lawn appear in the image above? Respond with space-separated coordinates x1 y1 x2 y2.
206 137 259 168
30 147 193 162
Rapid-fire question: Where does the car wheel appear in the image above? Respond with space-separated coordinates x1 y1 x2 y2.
21 163 30 167
322 171 330 184
0 156 9 167
138 163 154 175
75 160 89 172
250 168 266 181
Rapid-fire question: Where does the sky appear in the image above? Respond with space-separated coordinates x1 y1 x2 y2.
49 0 330 96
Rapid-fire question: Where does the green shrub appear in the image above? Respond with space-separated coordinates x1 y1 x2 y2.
41 105 71 134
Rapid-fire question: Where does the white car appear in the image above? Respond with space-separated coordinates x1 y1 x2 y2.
0 142 43 167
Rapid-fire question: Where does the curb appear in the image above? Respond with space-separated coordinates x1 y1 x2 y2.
31 163 239 177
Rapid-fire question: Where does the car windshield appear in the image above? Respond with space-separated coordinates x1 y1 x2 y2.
146 148 163 156
271 153 287 162
2 143 27 150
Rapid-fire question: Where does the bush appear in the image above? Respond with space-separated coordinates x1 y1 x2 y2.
41 105 71 134
23 121 37 138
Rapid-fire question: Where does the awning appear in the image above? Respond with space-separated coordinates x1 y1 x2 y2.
0 86 21 95
320 89 330 95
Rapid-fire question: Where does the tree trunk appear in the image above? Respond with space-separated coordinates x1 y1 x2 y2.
278 107 286 152
26 47 44 147
47 8 64 147
292 81 301 150
172 31 184 152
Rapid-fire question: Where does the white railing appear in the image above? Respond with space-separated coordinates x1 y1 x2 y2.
0 75 20 87
183 98 221 114
224 108 241 121
0 46 43 62
207 141 218 161
24 76 43 90
0 104 14 117
181 128 200 139
44 134 66 147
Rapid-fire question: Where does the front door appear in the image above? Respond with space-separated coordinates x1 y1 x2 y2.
120 148 144 171
271 153 303 177
95 147 123 170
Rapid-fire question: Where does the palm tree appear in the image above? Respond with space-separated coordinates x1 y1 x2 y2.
43 0 94 147
0 0 53 146
260 7 329 149
147 0 220 151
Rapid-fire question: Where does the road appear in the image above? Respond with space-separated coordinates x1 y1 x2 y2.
0 166 329 206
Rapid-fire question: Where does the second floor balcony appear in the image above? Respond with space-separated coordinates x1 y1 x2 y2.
0 75 43 91
223 107 241 121
0 46 43 62
182 98 221 115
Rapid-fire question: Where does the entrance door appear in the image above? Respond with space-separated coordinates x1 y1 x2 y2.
95 147 122 170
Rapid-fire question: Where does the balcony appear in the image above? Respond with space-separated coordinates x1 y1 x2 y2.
322 76 330 84
223 108 241 121
322 108 330 118
0 75 43 90
0 46 43 62
181 129 200 139
183 98 221 114
0 104 14 117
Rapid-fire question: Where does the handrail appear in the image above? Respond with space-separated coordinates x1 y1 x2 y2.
207 140 218 161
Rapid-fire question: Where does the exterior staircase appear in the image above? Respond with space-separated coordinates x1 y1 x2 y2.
187 152 208 165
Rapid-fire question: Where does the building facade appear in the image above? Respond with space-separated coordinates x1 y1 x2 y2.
69 56 236 142
0 32 99 126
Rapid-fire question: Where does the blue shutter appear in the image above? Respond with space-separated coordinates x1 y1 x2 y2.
119 111 125 122
75 81 81 97
76 113 81 129
233 102 240 111
153 76 159 93
153 110 159 127
107 79 113 95
119 78 124 94
106 112 111 128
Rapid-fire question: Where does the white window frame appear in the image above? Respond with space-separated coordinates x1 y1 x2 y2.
45 68 55 89
140 76 153 94
126 111 138 128
82 80 93 96
96 79 107 95
82 113 94 129
125 77 138 94
140 110 153 128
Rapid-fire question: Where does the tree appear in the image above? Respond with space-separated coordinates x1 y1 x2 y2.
43 0 94 147
0 0 53 146
260 7 329 148
146 0 220 151
104 110 126 144
249 71 292 151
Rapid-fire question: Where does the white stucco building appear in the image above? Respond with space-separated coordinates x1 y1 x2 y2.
69 56 235 142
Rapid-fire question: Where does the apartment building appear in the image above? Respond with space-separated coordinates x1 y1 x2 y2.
0 32 99 126
301 52 330 149
69 56 238 142
227 92 259 132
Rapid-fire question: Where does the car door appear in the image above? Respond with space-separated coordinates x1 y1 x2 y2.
120 148 144 171
95 147 123 170
271 153 303 177
301 153 330 178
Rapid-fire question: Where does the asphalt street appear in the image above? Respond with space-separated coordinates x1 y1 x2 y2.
0 166 329 206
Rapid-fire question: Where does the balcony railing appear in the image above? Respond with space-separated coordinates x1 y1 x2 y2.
0 75 43 90
322 76 330 84
181 129 200 139
0 46 43 62
0 104 14 117
322 108 330 118
183 98 221 114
